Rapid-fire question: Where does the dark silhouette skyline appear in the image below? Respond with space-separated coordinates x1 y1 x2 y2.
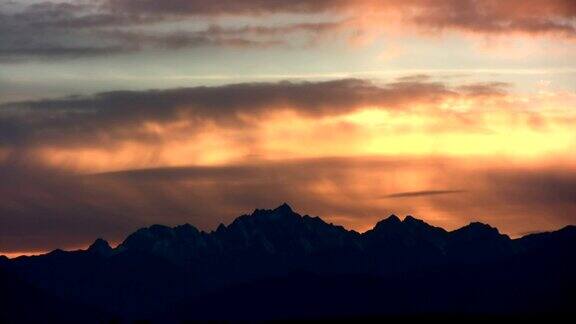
2 203 575 321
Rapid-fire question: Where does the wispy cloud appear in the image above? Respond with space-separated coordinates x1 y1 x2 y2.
1 0 575 61
382 190 467 199
0 78 508 148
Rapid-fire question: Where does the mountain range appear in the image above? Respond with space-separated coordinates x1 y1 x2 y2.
1 203 575 321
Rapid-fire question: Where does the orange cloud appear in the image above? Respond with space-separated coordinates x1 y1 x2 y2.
1 78 574 172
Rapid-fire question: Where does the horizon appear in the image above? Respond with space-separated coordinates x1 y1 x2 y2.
2 202 569 259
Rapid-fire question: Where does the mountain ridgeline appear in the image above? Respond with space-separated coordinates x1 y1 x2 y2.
1 204 575 321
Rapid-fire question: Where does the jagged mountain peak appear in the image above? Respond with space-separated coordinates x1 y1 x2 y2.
225 204 342 237
371 214 441 232
366 214 448 251
128 223 202 238
88 238 112 253
446 221 514 260
47 249 67 256
373 214 401 230
275 202 294 213
228 203 303 228
117 204 361 260
466 221 497 230
254 203 297 218
216 223 227 233
174 223 201 236
451 221 502 239
119 222 204 254
96 206 568 268
403 215 423 224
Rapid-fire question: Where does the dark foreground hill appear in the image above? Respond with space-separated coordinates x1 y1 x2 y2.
1 204 575 322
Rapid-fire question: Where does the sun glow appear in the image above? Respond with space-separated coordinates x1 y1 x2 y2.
11 89 573 174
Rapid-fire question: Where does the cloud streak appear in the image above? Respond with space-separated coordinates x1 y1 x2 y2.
107 0 576 37
2 77 573 174
1 0 575 61
0 78 507 147
383 190 467 198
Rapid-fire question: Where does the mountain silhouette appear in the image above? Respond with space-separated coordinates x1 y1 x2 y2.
1 204 575 321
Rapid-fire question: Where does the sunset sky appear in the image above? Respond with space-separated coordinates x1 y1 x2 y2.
1 0 576 257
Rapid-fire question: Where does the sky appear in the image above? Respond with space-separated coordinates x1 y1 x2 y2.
1 0 576 257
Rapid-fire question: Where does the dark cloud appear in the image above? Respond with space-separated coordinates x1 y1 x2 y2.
200 22 344 37
99 29 286 51
107 0 576 36
2 1 156 29
1 4 346 61
0 78 505 147
413 0 576 36
1 0 574 61
383 190 466 198
0 1 343 61
1 156 575 253
457 82 510 97
0 1 129 62
395 74 432 83
0 45 135 62
0 22 293 62
106 0 342 16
